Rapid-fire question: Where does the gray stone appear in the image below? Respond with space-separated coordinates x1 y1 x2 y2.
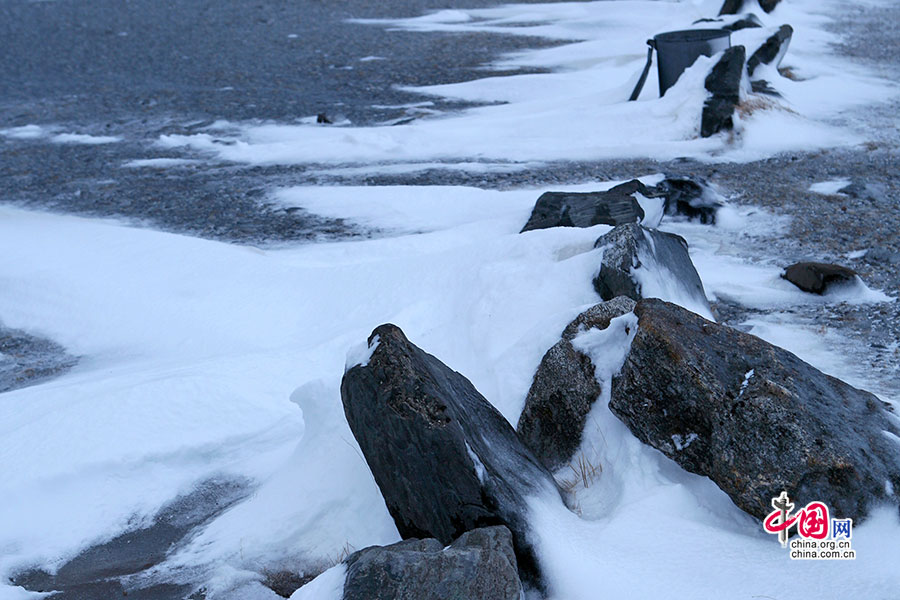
517 297 637 471
343 526 522 600
610 299 900 522
781 262 857 294
592 223 711 317
520 179 651 232
657 175 723 224
702 45 746 138
341 325 560 588
748 25 793 77
758 0 782 13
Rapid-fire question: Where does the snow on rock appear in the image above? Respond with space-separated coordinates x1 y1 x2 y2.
592 223 713 320
340 324 562 588
610 298 900 522
517 297 636 471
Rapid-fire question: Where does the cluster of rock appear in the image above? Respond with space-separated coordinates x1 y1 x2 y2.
283 162 896 599
691 2 796 137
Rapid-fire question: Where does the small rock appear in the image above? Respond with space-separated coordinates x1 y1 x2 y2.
702 46 746 138
592 223 712 319
838 178 887 203
656 175 723 224
517 297 637 471
718 0 745 15
341 325 560 587
866 247 900 265
758 0 781 13
781 262 857 294
747 25 793 77
316 113 333 124
610 299 900 522
724 13 764 31
343 526 522 600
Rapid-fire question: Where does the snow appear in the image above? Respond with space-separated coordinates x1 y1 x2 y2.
3 0 899 598
123 158 202 168
156 0 894 170
50 132 121 145
810 179 852 194
288 564 345 600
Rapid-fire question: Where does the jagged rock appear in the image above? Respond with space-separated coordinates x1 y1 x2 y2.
592 223 712 319
758 0 781 13
342 526 522 600
610 298 900 522
341 325 560 587
781 262 857 294
520 179 654 232
702 46 746 138
316 113 332 124
656 175 723 224
724 13 764 31
718 0 745 15
750 79 781 96
517 297 637 471
747 25 793 76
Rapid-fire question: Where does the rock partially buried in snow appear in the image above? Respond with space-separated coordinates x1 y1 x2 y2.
747 25 793 77
781 261 858 295
610 299 900 522
702 46 746 138
592 223 713 319
340 324 560 587
519 180 651 232
719 0 781 15
657 175 723 224
517 297 637 471
341 526 522 600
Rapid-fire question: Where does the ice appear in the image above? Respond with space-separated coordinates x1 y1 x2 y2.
123 158 202 168
810 179 853 194
51 133 121 145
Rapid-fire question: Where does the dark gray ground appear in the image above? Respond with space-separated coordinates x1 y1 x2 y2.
2 0 898 598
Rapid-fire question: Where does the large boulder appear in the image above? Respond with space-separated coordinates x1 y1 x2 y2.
610 299 900 521
592 223 713 319
342 526 521 600
341 325 560 586
781 261 857 294
517 297 637 471
520 179 654 232
747 25 793 77
702 46 746 138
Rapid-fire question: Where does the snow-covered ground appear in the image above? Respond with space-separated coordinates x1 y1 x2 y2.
2 0 898 599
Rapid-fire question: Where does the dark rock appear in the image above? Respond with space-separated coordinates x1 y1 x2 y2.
781 262 858 294
751 79 782 96
610 298 900 522
724 13 764 31
343 526 522 600
718 0 745 15
702 45 746 138
747 25 793 77
316 113 333 124
517 297 636 471
758 0 781 13
340 325 560 587
520 179 652 232
656 175 723 223
592 223 712 318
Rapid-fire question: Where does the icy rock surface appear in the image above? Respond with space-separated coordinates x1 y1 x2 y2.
610 299 900 522
340 324 560 587
341 526 521 600
701 45 746 138
592 223 712 320
517 297 636 471
519 180 648 232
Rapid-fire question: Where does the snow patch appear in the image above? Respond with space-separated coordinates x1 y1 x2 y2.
345 335 380 371
288 563 346 600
